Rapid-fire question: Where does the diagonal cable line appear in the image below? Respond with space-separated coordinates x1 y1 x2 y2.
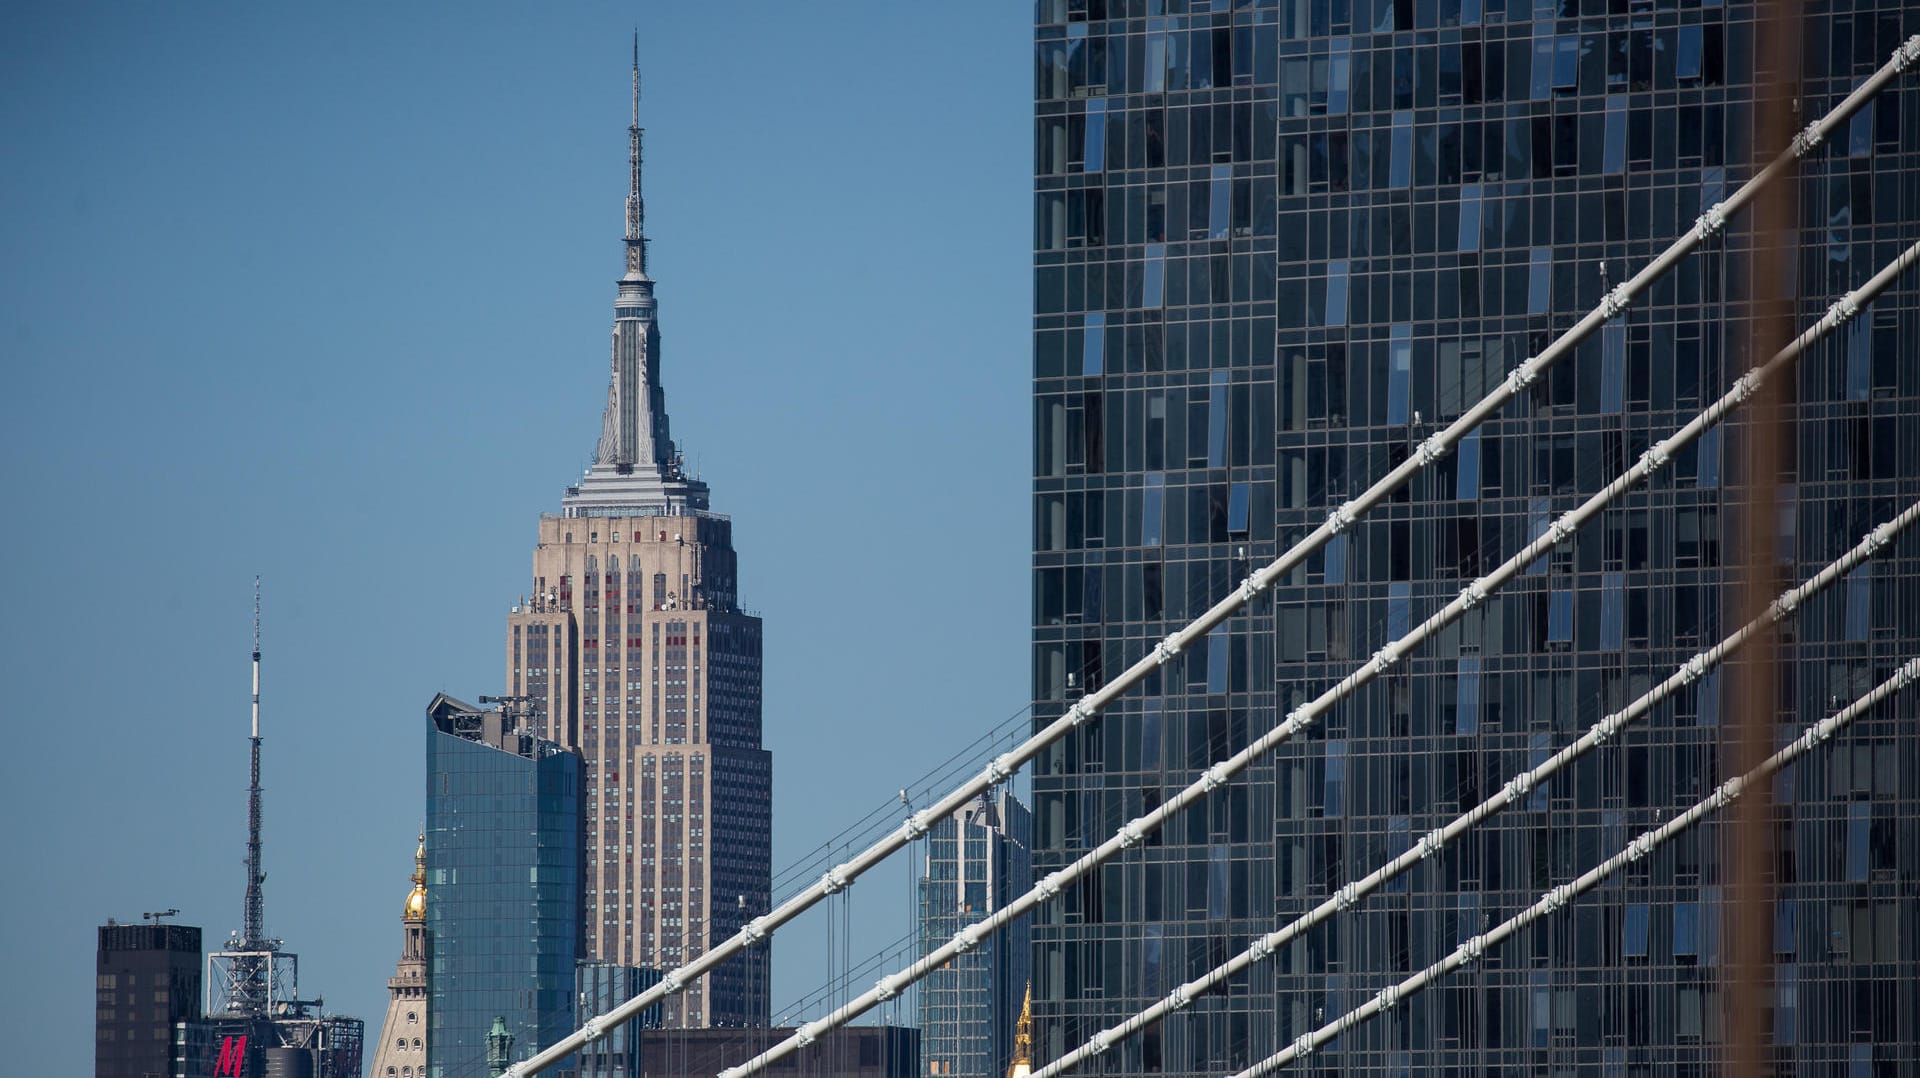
1033 494 1920 1076
709 231 1918 1078
1235 653 1920 1077
505 34 1920 1078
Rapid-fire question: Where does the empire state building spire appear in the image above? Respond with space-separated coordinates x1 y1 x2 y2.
569 35 709 518
624 33 647 279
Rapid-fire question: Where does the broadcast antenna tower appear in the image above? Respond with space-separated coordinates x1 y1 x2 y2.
210 577 293 1017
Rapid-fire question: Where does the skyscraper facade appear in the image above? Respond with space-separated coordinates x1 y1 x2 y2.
919 792 1034 1078
367 838 430 1078
425 694 583 1078
503 48 771 1029
96 921 201 1078
1031 2 1919 1074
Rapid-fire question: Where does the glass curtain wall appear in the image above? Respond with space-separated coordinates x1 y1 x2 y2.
1031 0 1920 1073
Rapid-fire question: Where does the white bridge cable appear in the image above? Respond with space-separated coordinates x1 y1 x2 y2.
712 229 1920 1078
506 35 1920 1078
1235 653 1920 1077
1034 493 1920 1076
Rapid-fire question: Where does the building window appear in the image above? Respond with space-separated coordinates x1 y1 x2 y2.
1083 97 1106 173
1457 183 1482 251
1141 473 1164 547
1674 902 1700 957
1844 564 1871 641
1677 26 1703 80
1209 165 1231 239
1143 244 1166 308
1324 741 1347 818
1600 321 1625 412
1389 111 1413 187
1623 904 1649 957
1208 372 1228 467
1603 95 1627 173
1082 311 1105 375
1846 802 1870 881
1388 326 1412 424
1546 590 1573 644
1600 572 1624 649
1455 429 1481 499
1528 248 1552 313
1327 39 1351 114
1455 657 1481 735
1387 582 1411 639
1325 260 1350 326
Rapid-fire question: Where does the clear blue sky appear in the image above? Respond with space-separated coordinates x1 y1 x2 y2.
0 5 1033 1069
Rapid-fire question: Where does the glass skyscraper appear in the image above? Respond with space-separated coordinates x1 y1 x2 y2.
426 693 584 1078
1030 1 1919 1074
918 792 1034 1078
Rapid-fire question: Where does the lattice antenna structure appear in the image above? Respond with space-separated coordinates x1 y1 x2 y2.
209 576 293 1018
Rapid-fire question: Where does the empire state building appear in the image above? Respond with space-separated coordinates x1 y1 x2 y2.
505 44 770 1029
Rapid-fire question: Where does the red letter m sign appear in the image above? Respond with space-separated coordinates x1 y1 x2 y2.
214 1034 248 1077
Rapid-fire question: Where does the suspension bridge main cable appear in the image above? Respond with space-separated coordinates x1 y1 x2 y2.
1234 653 1920 1076
1035 493 1920 1075
505 33 1920 1078
712 230 1920 1078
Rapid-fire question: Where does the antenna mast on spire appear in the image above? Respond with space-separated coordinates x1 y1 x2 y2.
625 31 647 277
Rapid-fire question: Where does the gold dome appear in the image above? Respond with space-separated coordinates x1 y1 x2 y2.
404 833 427 922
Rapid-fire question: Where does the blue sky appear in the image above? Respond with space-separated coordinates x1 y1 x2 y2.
0 4 1033 1068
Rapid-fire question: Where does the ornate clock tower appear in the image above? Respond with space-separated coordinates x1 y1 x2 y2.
367 836 430 1078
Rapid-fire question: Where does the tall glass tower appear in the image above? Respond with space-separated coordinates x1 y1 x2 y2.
1030 2 1920 1074
425 694 583 1078
503 42 771 1029
919 792 1034 1078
